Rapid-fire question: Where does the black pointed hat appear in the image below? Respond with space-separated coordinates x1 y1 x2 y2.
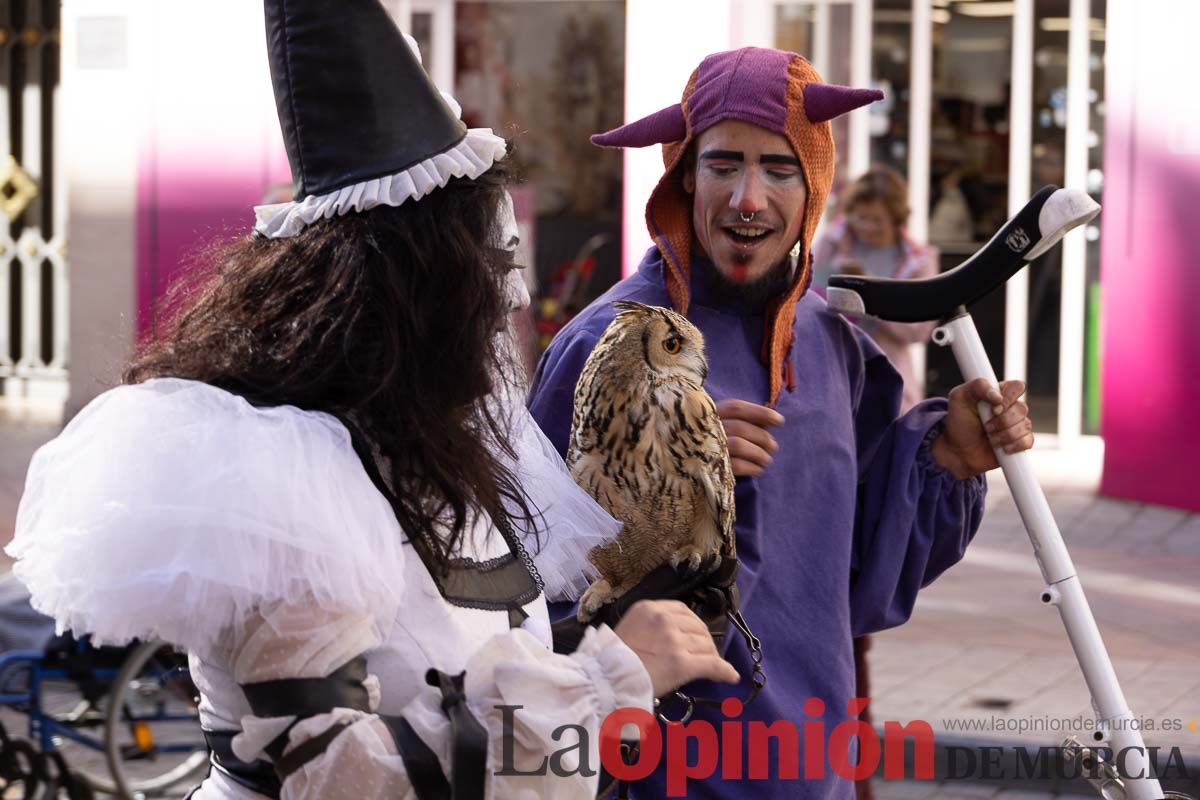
255 0 507 238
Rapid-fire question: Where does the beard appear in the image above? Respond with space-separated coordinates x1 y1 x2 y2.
704 252 796 311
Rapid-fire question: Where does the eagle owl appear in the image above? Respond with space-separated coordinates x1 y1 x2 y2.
568 301 735 621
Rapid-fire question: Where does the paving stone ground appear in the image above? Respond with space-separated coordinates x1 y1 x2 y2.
870 439 1200 798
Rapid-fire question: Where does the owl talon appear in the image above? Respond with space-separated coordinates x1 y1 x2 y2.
670 549 720 575
578 579 614 622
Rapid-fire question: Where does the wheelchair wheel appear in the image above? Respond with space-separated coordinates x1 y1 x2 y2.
103 641 208 798
34 669 120 794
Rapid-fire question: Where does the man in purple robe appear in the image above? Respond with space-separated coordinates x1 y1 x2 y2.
528 47 1033 798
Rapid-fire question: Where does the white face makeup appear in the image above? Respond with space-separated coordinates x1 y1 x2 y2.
496 191 531 314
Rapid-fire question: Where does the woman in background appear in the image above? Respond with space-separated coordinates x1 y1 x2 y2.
812 165 938 412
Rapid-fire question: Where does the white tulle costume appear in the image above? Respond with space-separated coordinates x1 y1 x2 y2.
8 378 651 799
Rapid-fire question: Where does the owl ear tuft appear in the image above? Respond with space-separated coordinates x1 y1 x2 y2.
612 300 654 316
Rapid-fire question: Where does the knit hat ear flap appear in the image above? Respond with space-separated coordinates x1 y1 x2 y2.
647 137 696 317
759 56 841 406
636 73 700 318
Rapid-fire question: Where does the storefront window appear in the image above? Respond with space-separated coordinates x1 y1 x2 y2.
1083 0 1105 435
1023 0 1071 432
929 5 1012 247
453 1 626 358
870 0 911 178
411 12 433 70
781 1 1104 431
921 1 1015 400
775 2 853 211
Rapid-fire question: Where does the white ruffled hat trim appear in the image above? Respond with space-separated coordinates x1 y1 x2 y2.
253 126 507 239
254 32 507 240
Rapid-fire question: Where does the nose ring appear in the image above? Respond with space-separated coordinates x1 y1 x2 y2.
739 212 755 223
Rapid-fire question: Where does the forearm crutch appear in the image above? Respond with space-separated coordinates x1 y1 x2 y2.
827 186 1186 800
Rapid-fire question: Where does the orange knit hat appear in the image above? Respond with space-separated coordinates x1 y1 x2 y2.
592 48 881 405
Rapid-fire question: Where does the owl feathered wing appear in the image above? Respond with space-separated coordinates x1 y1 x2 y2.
680 386 737 558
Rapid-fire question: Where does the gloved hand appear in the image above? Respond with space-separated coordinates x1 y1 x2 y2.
551 557 740 655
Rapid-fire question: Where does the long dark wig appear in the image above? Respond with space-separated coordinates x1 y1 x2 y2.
125 166 536 570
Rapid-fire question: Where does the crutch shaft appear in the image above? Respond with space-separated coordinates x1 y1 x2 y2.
934 312 1163 800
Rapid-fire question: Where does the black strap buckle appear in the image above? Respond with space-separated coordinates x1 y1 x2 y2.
655 606 766 725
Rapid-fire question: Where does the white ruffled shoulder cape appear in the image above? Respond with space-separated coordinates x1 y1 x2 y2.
8 378 614 658
493 393 616 603
8 379 408 658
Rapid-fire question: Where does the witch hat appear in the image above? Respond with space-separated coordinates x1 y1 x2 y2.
254 0 507 239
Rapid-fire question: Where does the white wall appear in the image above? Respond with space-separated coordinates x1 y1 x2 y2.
61 1 285 419
61 2 141 419
621 0 753 274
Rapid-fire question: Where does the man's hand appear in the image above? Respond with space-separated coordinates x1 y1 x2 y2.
932 378 1033 480
715 399 785 477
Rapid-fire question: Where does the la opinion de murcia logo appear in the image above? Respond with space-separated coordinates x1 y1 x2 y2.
1006 228 1031 252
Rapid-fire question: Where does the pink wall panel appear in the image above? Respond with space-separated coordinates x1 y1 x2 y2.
136 5 290 339
137 162 290 339
1099 6 1200 512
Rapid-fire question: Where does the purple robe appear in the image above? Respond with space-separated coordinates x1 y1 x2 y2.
528 248 986 799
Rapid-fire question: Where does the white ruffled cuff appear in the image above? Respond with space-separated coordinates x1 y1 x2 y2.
469 626 653 744
253 128 507 239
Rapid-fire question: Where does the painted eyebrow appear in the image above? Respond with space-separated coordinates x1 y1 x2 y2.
761 154 801 167
698 150 800 167
699 149 744 162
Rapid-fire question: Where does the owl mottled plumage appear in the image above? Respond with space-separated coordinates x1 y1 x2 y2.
568 301 735 620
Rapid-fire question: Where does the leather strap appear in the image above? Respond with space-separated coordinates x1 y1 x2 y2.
204 730 282 797
380 715 451 800
228 664 486 799
377 670 487 800
241 657 370 719
208 723 359 792
427 669 487 800
272 722 353 783
240 656 371 771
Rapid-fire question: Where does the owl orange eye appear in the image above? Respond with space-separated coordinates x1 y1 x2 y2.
662 336 681 355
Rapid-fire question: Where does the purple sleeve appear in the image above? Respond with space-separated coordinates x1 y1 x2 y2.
848 348 987 637
527 330 600 459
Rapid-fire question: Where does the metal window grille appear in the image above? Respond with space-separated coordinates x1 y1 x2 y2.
0 0 66 411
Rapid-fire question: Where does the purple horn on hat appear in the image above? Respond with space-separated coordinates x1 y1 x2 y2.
591 104 687 148
803 83 885 124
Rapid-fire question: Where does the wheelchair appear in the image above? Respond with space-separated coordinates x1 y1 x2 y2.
0 633 208 798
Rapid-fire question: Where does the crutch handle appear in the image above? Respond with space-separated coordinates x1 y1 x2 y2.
826 186 1099 322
